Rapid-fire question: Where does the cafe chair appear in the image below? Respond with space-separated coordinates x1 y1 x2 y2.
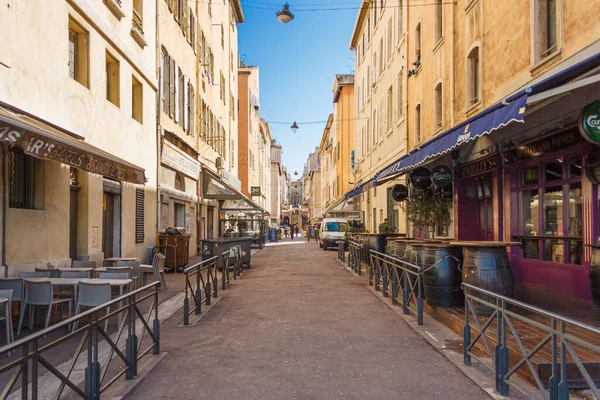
140 253 167 290
0 278 23 309
18 280 72 335
72 282 111 332
19 271 51 278
35 268 60 278
107 261 140 288
72 260 97 268
0 289 14 346
60 271 91 279
105 266 133 279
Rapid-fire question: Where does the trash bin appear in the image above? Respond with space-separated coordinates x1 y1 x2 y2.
201 237 253 268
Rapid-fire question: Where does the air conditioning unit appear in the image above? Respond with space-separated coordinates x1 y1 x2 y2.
216 156 224 170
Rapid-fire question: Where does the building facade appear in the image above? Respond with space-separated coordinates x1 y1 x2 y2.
0 0 158 274
347 0 600 302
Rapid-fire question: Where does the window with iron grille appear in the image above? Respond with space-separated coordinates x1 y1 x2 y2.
9 148 43 210
135 188 144 243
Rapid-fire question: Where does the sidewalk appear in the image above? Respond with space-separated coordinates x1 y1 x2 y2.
127 239 487 399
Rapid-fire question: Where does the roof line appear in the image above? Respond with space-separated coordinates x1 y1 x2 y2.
349 0 370 50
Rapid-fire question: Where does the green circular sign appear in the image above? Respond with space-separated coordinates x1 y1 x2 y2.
431 165 453 187
579 101 600 144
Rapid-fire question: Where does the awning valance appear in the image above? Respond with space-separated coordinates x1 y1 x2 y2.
0 106 146 184
375 95 527 184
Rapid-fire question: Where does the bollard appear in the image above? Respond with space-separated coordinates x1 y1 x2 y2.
464 297 472 366
153 285 161 355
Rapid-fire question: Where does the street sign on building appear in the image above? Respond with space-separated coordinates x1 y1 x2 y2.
251 186 261 196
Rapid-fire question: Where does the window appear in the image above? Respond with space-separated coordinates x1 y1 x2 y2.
415 23 422 67
396 71 403 121
372 108 378 145
379 37 384 74
434 1 443 44
188 80 194 135
132 76 143 123
434 82 443 130
415 103 421 143
467 46 480 105
174 203 185 228
106 52 120 107
387 85 393 130
135 188 144 243
9 148 44 210
68 18 89 87
535 0 560 61
387 18 393 61
516 155 582 265
133 0 143 28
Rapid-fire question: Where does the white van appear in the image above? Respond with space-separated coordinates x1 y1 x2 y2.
319 218 350 250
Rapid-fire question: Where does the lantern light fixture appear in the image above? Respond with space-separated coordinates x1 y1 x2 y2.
290 121 299 133
276 3 295 24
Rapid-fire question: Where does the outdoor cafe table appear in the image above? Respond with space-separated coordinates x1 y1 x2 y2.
58 267 94 273
104 257 140 266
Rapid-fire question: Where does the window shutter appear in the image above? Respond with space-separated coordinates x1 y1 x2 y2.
174 64 180 123
168 0 173 12
189 83 195 137
183 76 188 131
169 57 175 117
182 6 189 37
135 188 144 243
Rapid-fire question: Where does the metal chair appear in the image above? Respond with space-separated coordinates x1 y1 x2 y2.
73 282 111 332
72 260 97 268
140 253 167 290
17 280 72 335
35 268 60 278
19 271 50 278
0 289 14 346
97 272 130 280
0 278 23 306
105 266 133 278
108 261 140 288
59 271 91 279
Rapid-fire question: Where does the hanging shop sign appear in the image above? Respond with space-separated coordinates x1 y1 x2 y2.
391 184 409 202
410 167 432 189
251 186 261 196
431 165 453 187
459 156 497 178
579 100 600 144
511 129 583 162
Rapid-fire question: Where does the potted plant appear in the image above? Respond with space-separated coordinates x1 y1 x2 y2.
401 191 452 238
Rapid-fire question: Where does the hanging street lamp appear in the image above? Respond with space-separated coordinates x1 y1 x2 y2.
290 121 299 133
276 3 294 24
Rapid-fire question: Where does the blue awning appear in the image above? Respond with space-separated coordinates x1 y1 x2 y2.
345 178 375 200
375 95 527 182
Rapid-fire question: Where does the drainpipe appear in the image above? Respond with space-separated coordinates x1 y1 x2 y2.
2 146 7 277
450 0 456 126
156 0 162 239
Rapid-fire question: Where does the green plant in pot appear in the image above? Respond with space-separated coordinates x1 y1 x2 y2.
401 190 452 238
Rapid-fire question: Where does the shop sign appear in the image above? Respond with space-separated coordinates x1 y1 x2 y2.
431 165 453 187
391 184 409 202
459 156 497 178
410 167 432 189
161 141 201 178
511 129 583 162
579 100 600 144
251 186 261 196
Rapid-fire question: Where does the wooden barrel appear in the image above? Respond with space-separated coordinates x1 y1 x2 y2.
385 239 414 258
409 243 428 266
461 244 514 315
590 247 600 308
423 244 464 307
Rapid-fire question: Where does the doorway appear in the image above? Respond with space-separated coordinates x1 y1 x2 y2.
102 180 122 259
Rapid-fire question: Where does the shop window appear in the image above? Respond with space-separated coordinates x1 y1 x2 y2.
568 157 582 178
523 166 538 185
9 148 45 210
544 159 562 181
174 203 185 228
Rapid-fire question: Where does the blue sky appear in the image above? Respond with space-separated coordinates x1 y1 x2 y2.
238 0 360 176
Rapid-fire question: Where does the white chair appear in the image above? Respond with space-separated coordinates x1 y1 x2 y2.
105 266 133 278
72 260 97 268
98 272 130 280
0 278 23 307
140 253 167 290
108 261 140 287
0 289 14 346
35 268 60 278
17 280 72 335
19 271 50 278
73 282 111 332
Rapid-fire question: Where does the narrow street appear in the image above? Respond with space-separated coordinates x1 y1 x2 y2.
128 240 487 399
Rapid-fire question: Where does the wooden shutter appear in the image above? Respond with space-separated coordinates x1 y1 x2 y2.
169 57 175 118
189 82 195 136
135 188 144 243
182 6 189 37
174 64 180 123
183 75 188 131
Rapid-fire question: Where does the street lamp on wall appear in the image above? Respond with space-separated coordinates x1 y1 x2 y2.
276 3 294 24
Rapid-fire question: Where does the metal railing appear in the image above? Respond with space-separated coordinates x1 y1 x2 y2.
369 250 423 325
183 257 219 326
220 246 243 291
462 283 600 399
348 236 368 275
0 281 161 399
337 240 346 262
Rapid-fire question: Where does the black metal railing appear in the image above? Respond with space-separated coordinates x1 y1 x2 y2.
183 257 219 326
369 250 423 325
337 240 346 262
463 283 600 399
0 281 161 399
348 238 368 275
220 246 243 291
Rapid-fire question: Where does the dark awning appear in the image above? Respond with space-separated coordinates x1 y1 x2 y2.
202 168 266 214
0 106 146 184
